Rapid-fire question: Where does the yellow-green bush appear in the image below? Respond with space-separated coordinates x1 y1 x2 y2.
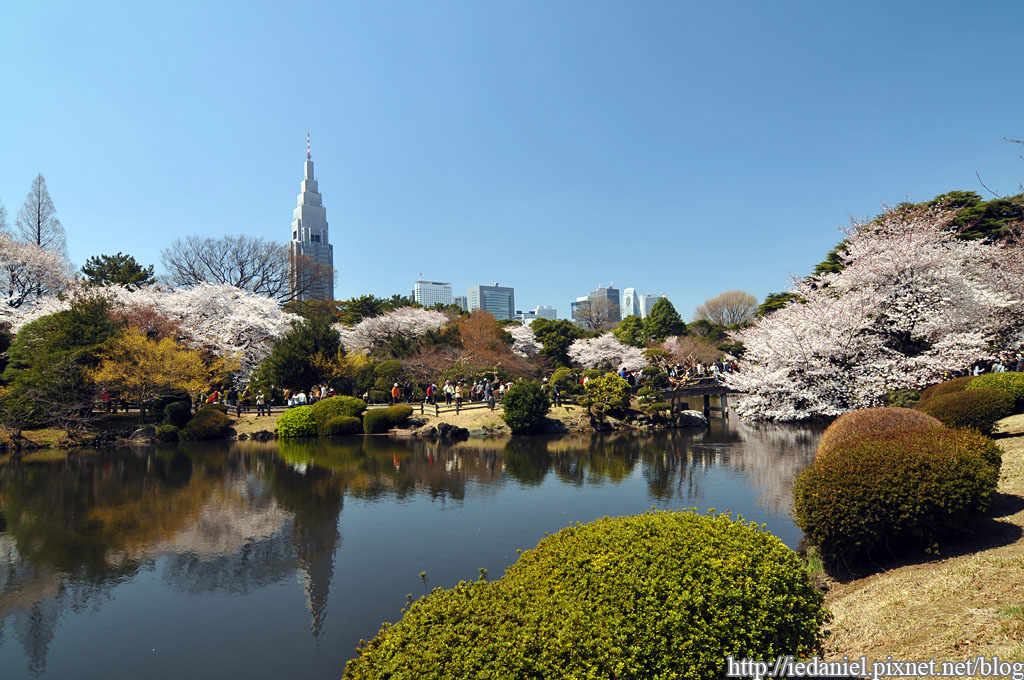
794 426 1001 563
966 372 1024 411
343 511 826 680
817 407 942 456
363 404 413 434
915 388 1014 434
276 406 317 437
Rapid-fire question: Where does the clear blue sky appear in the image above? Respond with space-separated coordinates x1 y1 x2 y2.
2 0 1023 321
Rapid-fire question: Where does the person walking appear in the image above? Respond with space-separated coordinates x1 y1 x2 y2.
552 383 561 408
256 391 267 417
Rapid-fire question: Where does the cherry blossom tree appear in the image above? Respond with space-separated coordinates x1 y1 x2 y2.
508 323 541 358
727 206 1024 421
568 333 647 372
335 307 448 354
0 234 70 315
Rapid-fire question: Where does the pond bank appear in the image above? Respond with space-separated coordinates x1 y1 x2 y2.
824 414 1024 663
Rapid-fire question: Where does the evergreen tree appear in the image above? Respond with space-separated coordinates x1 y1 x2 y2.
257 318 341 389
612 315 647 347
642 298 686 341
81 252 156 288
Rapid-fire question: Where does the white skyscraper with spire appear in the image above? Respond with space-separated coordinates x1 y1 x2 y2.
289 134 335 301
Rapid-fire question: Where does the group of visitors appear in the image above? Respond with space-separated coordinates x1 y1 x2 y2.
972 352 1024 376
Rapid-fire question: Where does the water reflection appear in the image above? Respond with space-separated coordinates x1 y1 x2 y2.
0 422 820 678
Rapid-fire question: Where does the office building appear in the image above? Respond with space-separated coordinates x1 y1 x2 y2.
588 284 621 325
413 279 452 307
288 135 334 301
639 294 661 319
533 305 557 320
621 287 641 318
468 283 515 321
453 296 468 311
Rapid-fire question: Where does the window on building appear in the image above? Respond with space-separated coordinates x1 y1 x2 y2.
311 234 321 242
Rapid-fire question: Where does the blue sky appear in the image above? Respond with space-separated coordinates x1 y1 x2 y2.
2 1 1023 321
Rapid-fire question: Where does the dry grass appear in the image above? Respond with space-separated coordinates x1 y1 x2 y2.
824 418 1024 663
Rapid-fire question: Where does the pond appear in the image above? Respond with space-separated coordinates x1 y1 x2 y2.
0 418 822 679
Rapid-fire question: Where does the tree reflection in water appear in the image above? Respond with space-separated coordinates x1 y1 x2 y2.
0 422 819 676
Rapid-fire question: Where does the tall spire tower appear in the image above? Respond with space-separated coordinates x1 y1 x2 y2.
288 134 335 300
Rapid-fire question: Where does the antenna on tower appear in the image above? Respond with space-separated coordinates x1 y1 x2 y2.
307 133 311 160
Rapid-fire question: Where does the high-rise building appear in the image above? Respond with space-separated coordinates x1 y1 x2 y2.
621 287 641 318
413 279 452 307
589 284 621 325
639 294 661 319
570 296 590 325
533 305 557 320
468 283 515 321
453 295 468 311
288 135 334 301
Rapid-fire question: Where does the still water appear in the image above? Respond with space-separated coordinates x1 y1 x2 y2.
0 419 821 679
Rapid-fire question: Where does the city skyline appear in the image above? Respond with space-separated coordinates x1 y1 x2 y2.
3 2 1024 320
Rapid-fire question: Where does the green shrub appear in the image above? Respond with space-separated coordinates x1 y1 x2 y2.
363 404 414 434
918 376 975 404
501 381 550 434
817 407 942 456
884 389 921 408
155 424 179 442
179 407 230 441
309 395 366 433
368 389 389 404
549 367 580 395
794 427 1002 563
582 369 603 380
582 374 632 415
967 372 1024 411
343 511 826 680
277 406 317 437
916 388 1014 434
321 415 362 436
163 400 192 428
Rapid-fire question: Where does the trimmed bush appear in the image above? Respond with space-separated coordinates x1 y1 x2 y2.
795 427 1002 563
155 424 179 442
179 407 231 441
368 389 389 404
363 404 414 434
310 395 366 434
501 380 550 434
817 407 943 456
163 400 192 428
549 367 580 395
916 388 1014 435
343 511 826 680
883 389 921 408
321 415 362 436
918 376 975 404
966 372 1024 411
582 373 632 415
277 405 317 437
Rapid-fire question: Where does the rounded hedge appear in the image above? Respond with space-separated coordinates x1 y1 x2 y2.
501 380 551 434
795 427 1002 563
310 395 367 434
817 407 943 457
343 511 826 680
179 407 230 441
918 376 975 404
322 415 362 436
163 401 192 428
277 406 317 437
915 388 1014 434
363 404 414 434
155 424 179 442
966 372 1024 411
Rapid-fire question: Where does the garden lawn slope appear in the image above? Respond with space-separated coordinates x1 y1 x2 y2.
824 414 1024 661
